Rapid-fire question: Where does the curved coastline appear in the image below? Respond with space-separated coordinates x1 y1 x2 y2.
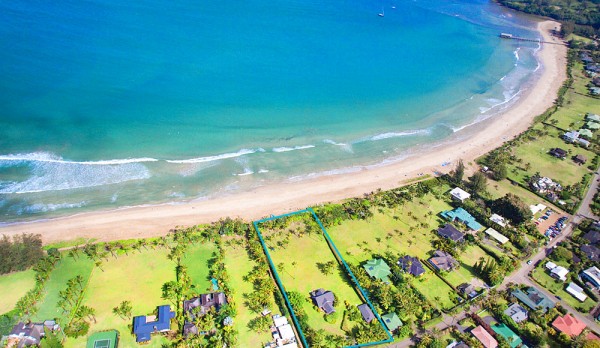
0 21 567 244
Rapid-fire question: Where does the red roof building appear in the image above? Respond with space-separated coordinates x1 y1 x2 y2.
552 314 587 337
587 332 600 341
471 325 498 348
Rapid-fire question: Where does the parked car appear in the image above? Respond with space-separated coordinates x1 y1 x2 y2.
527 260 533 265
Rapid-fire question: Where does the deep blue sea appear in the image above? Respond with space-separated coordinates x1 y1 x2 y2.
0 0 541 222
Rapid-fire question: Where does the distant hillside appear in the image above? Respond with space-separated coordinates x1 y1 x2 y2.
496 0 600 37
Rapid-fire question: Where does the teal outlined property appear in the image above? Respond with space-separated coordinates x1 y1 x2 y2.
253 208 393 348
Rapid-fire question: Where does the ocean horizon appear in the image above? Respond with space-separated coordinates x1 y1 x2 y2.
0 0 542 222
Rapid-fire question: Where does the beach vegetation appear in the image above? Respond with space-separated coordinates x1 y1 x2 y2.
0 233 44 275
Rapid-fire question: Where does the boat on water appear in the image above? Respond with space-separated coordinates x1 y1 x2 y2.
378 8 385 17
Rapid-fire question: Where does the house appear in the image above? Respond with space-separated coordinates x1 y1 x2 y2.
581 52 594 63
577 137 591 147
132 305 175 343
547 264 569 281
563 130 580 143
485 228 509 245
428 250 458 272
512 287 555 312
491 323 522 348
440 208 483 231
489 214 507 227
587 121 600 130
271 315 297 347
458 283 477 298
363 258 391 283
310 289 335 314
530 177 561 194
579 128 594 138
437 224 465 242
582 244 600 261
581 266 600 289
530 203 547 215
450 187 471 202
446 342 470 348
583 230 600 244
381 313 402 332
587 113 600 122
549 148 567 159
6 322 45 347
566 282 588 302
590 87 600 96
504 303 528 323
398 255 425 277
183 293 228 337
357 304 375 323
574 154 587 165
552 314 587 337
471 325 498 348
86 330 119 348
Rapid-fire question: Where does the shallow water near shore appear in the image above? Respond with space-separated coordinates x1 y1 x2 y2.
0 0 541 222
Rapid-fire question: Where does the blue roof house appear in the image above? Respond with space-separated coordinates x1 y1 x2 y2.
133 305 175 342
440 207 483 231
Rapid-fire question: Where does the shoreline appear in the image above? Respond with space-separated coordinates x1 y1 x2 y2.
0 21 567 245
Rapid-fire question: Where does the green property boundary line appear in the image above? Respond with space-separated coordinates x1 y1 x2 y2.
253 208 394 348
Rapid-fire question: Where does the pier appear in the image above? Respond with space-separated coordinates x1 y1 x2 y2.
499 33 566 45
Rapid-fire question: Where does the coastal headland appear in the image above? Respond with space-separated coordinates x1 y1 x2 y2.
0 21 567 244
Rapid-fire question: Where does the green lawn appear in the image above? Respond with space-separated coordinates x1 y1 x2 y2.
181 242 216 293
223 240 274 347
410 272 457 310
507 128 594 187
32 256 94 325
64 248 176 348
262 219 364 336
531 263 597 314
0 269 36 314
486 178 563 212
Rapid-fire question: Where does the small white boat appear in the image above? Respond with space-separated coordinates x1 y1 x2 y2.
378 8 385 16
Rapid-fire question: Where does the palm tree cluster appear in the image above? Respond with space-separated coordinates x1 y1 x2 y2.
13 251 61 319
58 276 96 338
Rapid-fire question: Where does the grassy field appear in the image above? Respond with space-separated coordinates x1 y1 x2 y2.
486 178 563 212
0 269 35 314
411 272 457 310
65 248 176 348
507 126 594 187
223 240 274 347
261 217 364 336
32 256 94 324
181 242 216 293
531 263 597 314
548 62 600 131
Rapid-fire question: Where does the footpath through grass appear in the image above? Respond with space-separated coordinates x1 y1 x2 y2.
0 269 35 315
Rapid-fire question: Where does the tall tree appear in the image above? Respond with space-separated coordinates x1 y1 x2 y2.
453 159 465 183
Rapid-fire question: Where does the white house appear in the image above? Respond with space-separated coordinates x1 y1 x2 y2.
490 214 507 227
566 282 588 302
581 266 600 289
551 266 569 281
450 187 470 202
485 228 509 245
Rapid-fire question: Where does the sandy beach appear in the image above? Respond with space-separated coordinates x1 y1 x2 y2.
0 21 567 245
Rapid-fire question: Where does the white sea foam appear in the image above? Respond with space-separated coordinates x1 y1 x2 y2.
354 129 430 144
272 145 315 153
0 152 158 165
323 139 347 146
111 193 119 203
258 169 269 173
235 170 254 176
513 47 520 61
16 201 87 215
288 166 363 182
166 148 258 164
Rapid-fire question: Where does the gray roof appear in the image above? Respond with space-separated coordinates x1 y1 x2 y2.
428 250 458 271
398 255 425 276
581 244 600 261
504 303 528 323
310 289 335 314
358 304 375 323
437 224 465 242
9 322 44 347
583 230 600 244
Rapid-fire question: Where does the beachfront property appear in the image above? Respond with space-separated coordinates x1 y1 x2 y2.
484 227 509 245
581 266 600 289
504 303 528 323
545 262 569 281
437 224 465 242
552 314 587 337
511 287 555 312
563 130 592 147
87 330 119 348
381 313 403 333
398 255 425 277
269 314 298 348
587 113 600 122
587 120 600 129
440 207 482 231
310 289 335 314
471 325 498 348
579 128 594 138
565 282 588 302
183 292 228 336
363 258 392 283
132 305 175 342
489 213 507 227
549 147 567 159
357 303 375 323
581 244 600 262
491 323 522 348
2 320 60 347
449 187 471 202
428 250 458 272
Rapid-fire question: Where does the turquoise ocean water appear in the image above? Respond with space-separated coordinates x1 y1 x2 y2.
0 0 541 222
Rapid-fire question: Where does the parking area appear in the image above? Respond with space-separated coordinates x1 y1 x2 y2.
535 209 568 239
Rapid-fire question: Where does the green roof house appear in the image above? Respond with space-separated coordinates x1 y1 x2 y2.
363 259 391 283
491 323 522 348
381 312 403 332
87 330 119 348
587 121 600 130
587 113 600 122
579 128 594 138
